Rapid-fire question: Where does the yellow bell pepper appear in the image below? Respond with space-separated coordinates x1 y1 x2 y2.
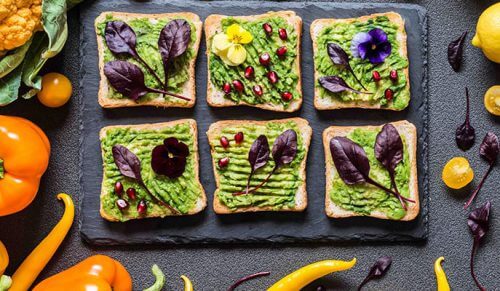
434 257 450 291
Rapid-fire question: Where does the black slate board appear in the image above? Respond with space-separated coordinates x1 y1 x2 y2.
79 1 428 245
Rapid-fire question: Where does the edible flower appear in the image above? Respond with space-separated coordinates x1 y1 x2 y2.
350 28 392 64
212 24 253 66
151 137 189 179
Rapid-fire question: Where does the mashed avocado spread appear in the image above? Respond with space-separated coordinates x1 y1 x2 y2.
315 16 410 110
213 121 305 210
101 122 202 221
97 14 196 103
330 128 411 220
209 17 300 108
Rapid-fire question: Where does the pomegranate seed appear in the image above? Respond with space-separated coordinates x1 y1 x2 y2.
244 66 255 79
276 46 287 58
385 88 394 101
218 157 230 168
114 181 123 196
267 71 279 84
232 80 244 93
259 53 271 66
253 85 263 96
137 199 147 215
278 28 288 40
372 71 381 82
116 199 129 210
234 132 244 144
262 23 273 36
220 136 229 148
390 69 398 81
126 188 137 200
223 83 231 95
281 91 293 101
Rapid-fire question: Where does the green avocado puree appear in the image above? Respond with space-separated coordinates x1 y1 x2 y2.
315 16 410 110
100 122 202 221
330 128 411 220
209 17 300 108
96 14 196 103
212 121 305 210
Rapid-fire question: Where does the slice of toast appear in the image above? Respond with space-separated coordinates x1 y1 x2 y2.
207 118 312 214
323 120 419 221
205 11 302 112
99 119 206 221
95 12 202 108
311 12 410 110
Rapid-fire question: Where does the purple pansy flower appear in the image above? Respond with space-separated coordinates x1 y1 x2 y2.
350 28 392 64
151 137 189 178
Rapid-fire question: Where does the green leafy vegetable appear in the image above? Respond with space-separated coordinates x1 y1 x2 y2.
0 66 23 106
0 39 32 78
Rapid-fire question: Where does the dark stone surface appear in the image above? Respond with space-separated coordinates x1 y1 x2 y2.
0 0 499 290
80 1 428 245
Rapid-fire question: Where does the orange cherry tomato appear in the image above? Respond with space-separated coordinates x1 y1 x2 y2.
484 85 500 116
37 73 72 108
442 157 474 189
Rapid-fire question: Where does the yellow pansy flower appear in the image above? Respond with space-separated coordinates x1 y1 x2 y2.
212 24 253 66
226 24 253 44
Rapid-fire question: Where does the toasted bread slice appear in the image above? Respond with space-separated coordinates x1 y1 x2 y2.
311 12 410 110
205 11 302 112
323 120 419 221
207 118 312 214
95 12 202 108
99 119 206 221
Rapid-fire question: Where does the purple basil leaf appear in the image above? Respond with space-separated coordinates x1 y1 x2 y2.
272 129 298 168
105 21 139 57
358 256 392 290
112 145 143 181
375 124 403 174
151 138 189 179
456 87 475 151
103 60 151 101
468 201 491 291
448 32 467 72
330 136 370 185
319 76 370 95
158 19 191 84
327 43 366 90
248 135 270 172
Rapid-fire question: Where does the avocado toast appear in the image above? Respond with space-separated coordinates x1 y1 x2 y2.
207 118 312 214
99 119 206 222
311 12 410 110
323 120 419 221
205 11 302 112
95 12 202 108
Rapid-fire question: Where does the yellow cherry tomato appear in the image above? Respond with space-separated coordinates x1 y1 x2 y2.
484 85 500 116
442 157 474 189
37 73 73 108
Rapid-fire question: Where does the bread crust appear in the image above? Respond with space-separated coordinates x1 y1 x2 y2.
322 120 419 221
204 11 302 112
311 12 410 111
99 119 206 221
95 12 202 108
206 118 312 214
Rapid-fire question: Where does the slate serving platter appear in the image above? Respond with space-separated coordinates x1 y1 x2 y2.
79 0 428 245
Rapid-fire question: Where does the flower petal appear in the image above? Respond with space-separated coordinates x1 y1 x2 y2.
227 44 247 65
212 33 231 54
357 41 372 60
226 24 241 41
151 145 170 175
368 42 392 64
164 137 189 157
165 157 187 179
238 30 253 44
350 32 371 58
368 28 388 44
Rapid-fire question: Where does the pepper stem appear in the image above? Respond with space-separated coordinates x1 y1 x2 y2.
0 159 3 179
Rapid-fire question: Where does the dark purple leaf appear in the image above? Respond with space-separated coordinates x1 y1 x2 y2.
272 129 298 168
467 201 491 291
456 87 475 151
319 76 370 95
227 272 270 291
158 19 191 85
151 137 189 179
358 256 392 290
448 32 467 72
112 145 142 181
242 135 270 194
327 42 366 90
464 132 498 208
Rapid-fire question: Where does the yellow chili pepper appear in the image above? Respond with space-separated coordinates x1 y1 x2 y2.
434 257 450 291
9 193 74 291
181 275 194 291
268 258 357 291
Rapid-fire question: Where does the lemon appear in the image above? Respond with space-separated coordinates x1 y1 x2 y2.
484 85 500 116
472 3 500 63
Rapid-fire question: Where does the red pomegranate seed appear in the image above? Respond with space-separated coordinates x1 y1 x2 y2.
137 199 147 215
218 157 230 168
276 46 287 58
259 53 271 66
385 88 394 101
232 80 244 93
244 66 255 79
390 69 398 81
126 188 136 200
278 28 288 40
253 85 263 96
281 91 293 101
114 181 123 196
267 71 279 84
262 23 273 36
223 83 231 94
116 199 129 210
220 136 229 148
372 71 381 82
234 132 244 144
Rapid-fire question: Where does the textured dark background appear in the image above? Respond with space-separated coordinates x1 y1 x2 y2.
1 0 499 290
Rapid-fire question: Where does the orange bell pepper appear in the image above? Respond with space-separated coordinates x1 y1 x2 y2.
33 255 132 291
0 241 7 277
0 115 50 216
